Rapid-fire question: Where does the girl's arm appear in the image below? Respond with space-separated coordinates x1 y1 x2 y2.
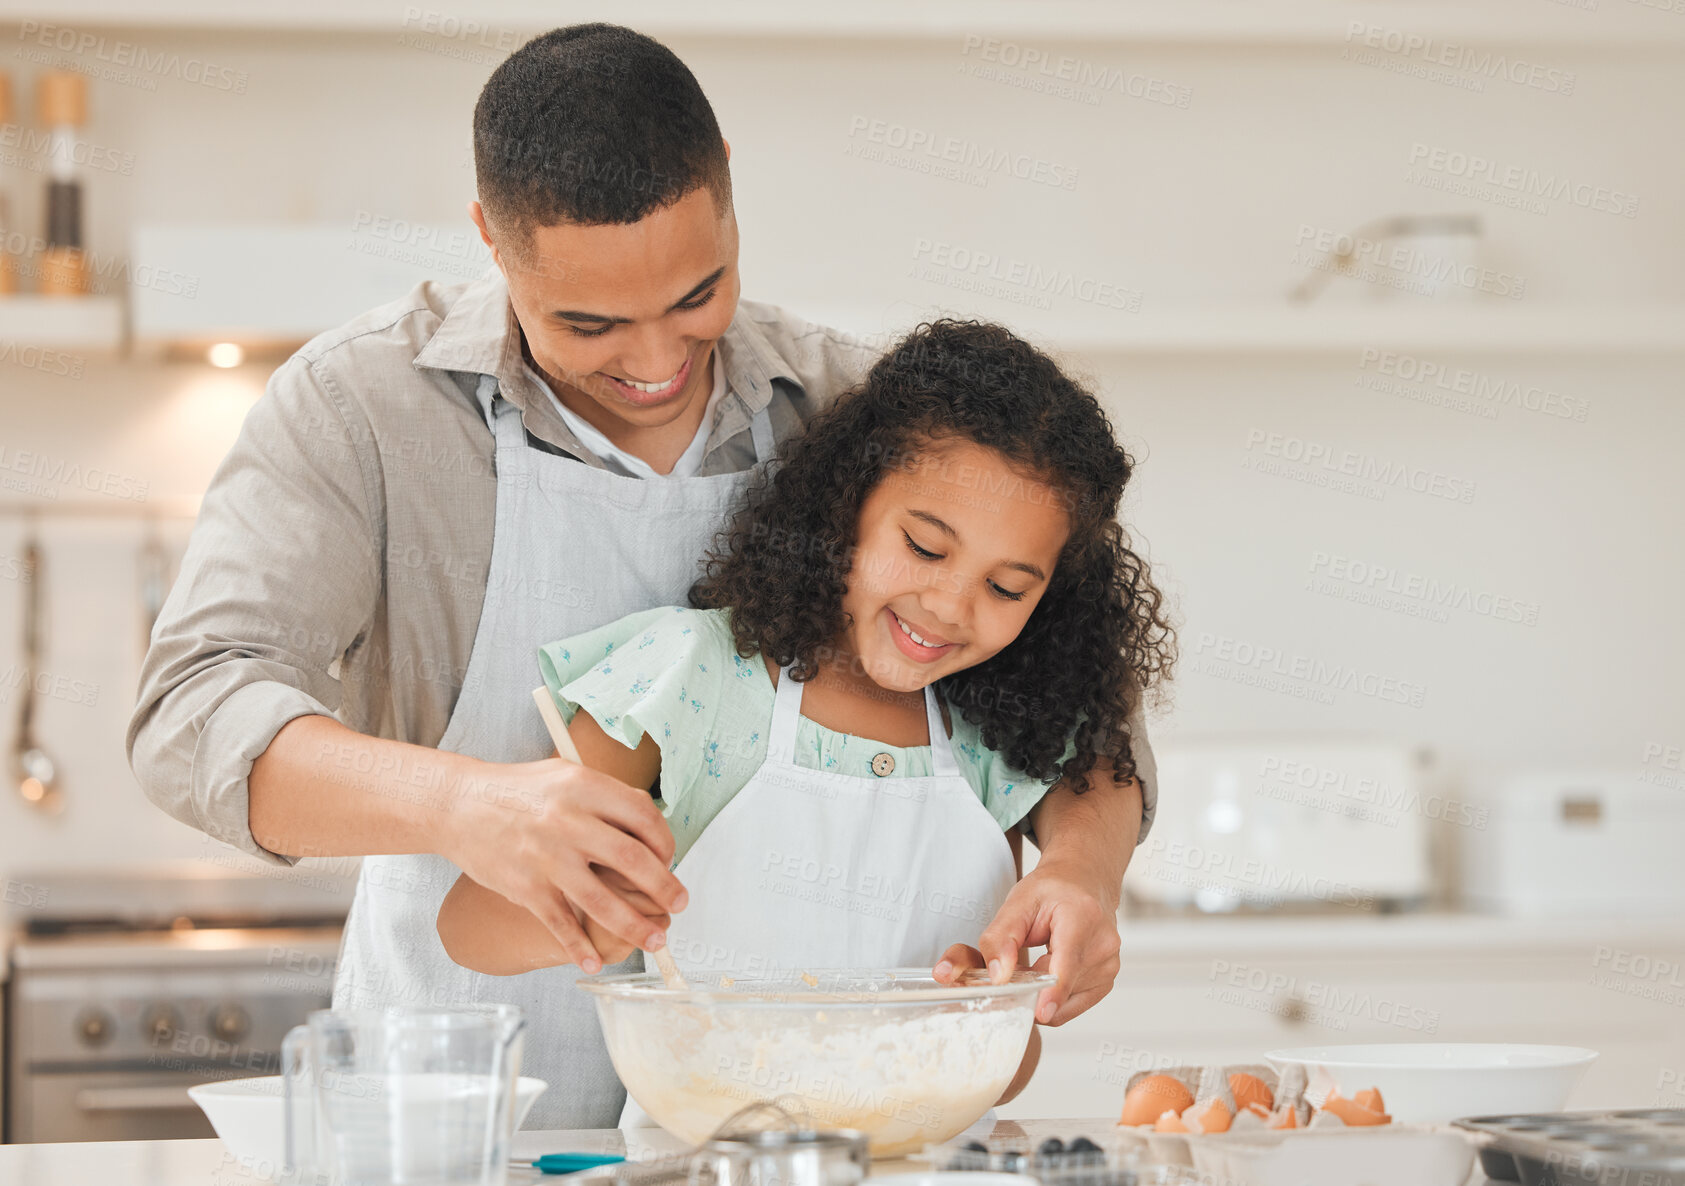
437 708 665 975
998 1027 1042 1105
932 830 1041 1105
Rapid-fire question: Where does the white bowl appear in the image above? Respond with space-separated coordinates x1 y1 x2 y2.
188 1074 548 1169
1264 1043 1597 1124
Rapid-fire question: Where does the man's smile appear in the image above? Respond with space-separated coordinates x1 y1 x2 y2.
597 350 697 407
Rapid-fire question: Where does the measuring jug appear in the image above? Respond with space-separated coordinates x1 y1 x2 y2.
282 1005 525 1185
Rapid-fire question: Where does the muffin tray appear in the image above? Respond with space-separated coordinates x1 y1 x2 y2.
1455 1109 1685 1185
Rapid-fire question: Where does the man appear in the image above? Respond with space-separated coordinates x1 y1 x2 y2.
129 24 1155 1127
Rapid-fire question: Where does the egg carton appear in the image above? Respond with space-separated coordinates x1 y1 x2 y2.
1119 1064 1287 1116
1455 1108 1685 1186
1113 1061 1419 1173
1174 1127 1473 1186
1117 1063 1313 1133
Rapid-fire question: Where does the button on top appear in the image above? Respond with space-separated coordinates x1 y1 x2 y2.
871 752 896 777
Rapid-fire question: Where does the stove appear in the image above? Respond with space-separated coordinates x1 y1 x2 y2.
3 867 351 1144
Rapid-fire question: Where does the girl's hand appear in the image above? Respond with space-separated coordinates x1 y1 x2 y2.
579 868 673 966
933 943 1041 1104
438 867 670 976
932 942 1026 982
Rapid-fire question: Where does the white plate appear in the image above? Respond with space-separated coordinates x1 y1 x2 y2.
188 1074 548 1170
1264 1043 1597 1123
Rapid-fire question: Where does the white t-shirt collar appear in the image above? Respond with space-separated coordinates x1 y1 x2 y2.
527 350 727 480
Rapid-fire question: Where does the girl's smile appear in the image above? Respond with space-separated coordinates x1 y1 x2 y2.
886 606 955 660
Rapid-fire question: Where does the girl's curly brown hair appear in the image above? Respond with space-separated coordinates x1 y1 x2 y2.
689 319 1174 794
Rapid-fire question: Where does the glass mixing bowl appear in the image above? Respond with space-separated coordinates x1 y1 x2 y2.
580 968 1052 1156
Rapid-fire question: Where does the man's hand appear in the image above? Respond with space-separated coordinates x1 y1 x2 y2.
250 718 684 977
440 756 686 975
936 770 1141 1025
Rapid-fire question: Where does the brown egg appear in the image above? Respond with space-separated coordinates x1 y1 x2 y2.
1119 1074 1195 1127
1229 1072 1275 1114
1154 1108 1190 1133
1268 1106 1298 1130
1323 1093 1391 1126
1353 1087 1386 1114
1185 1097 1232 1134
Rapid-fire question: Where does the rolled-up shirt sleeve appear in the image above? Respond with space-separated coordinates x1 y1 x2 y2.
1130 706 1158 846
127 355 382 863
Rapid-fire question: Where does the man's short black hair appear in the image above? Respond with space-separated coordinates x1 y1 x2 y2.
474 24 731 249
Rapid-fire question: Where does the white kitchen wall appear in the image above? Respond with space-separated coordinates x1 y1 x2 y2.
0 8 1681 877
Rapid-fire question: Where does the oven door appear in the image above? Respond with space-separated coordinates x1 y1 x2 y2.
4 925 338 1143
12 1066 246 1143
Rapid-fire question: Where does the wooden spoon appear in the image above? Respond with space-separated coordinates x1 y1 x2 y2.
531 687 689 991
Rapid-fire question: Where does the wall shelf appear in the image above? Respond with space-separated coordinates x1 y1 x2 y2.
802 304 1685 357
0 296 125 353
6 1 1684 49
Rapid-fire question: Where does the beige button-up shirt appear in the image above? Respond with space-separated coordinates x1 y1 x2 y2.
127 269 1156 861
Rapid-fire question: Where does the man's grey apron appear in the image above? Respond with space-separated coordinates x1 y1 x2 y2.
333 372 775 1129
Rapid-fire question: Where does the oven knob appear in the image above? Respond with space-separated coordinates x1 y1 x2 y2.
210 1004 250 1043
75 1008 115 1047
142 1004 182 1045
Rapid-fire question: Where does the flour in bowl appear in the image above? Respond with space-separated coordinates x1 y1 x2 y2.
602 998 1034 1155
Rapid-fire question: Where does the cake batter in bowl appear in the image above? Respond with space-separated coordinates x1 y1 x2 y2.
580 969 1051 1156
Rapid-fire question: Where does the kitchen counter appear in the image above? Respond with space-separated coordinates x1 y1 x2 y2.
1114 910 1685 957
0 1127 812 1186
0 1121 1500 1186
8 908 1679 979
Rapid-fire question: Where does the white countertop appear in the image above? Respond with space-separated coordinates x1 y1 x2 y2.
0 1121 1501 1186
0 1126 833 1186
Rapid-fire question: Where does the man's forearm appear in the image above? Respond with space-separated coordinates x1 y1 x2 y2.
249 715 483 860
1026 769 1143 911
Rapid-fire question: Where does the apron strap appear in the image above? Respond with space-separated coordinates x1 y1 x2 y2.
478 374 532 453
766 662 805 762
767 663 960 775
747 404 775 466
924 686 959 776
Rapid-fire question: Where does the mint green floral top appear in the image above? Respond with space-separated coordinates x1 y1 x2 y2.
538 606 1074 866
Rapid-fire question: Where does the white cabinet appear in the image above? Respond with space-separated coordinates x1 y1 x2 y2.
1003 915 1685 1121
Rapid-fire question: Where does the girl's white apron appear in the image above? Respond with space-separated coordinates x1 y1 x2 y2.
620 660 1018 1127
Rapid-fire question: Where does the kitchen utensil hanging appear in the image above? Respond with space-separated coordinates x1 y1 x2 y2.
14 526 62 812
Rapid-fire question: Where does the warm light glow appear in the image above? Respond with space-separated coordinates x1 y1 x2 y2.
207 342 245 368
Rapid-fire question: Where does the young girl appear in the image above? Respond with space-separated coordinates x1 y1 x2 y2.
436 319 1173 1101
